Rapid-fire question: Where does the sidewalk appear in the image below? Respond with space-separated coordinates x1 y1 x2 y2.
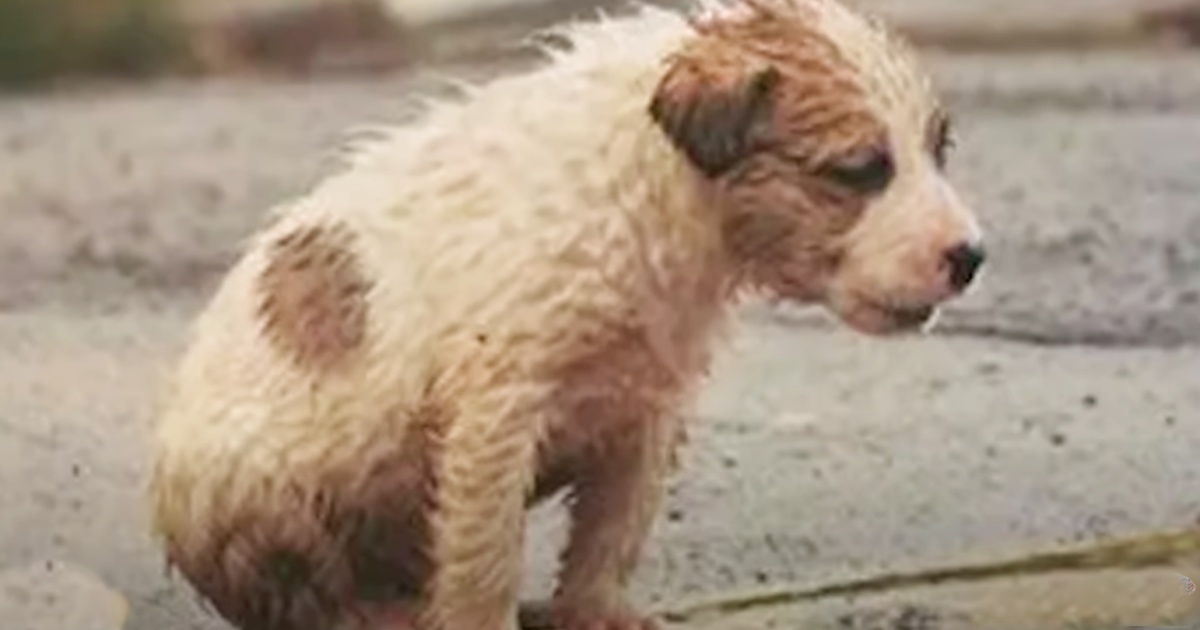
3 2 1200 629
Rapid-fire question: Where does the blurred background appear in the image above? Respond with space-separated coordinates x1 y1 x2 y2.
2 0 1200 629
2 0 1199 86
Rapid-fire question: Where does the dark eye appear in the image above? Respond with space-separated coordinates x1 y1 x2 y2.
819 147 894 194
932 116 955 169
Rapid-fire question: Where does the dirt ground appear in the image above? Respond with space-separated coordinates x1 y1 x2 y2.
2 6 1200 629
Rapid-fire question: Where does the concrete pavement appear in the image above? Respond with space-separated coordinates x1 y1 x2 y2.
2 36 1200 630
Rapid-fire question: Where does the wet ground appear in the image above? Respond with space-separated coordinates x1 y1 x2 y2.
2 12 1200 630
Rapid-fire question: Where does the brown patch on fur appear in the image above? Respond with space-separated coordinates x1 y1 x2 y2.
163 405 446 630
650 62 781 177
164 486 355 630
721 151 867 299
652 2 884 178
653 3 892 299
259 224 371 372
721 95 884 299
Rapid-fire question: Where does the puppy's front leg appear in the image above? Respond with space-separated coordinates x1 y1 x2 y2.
551 417 680 630
421 389 544 630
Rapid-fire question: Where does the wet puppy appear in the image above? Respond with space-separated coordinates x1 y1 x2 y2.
150 1 984 629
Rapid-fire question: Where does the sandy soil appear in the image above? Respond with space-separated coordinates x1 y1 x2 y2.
1 33 1200 630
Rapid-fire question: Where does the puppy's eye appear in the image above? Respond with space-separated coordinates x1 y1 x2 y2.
819 147 893 194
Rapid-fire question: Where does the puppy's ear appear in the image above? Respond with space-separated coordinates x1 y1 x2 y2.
650 62 780 177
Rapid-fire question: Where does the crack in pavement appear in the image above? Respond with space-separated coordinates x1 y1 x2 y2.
652 527 1200 625
931 322 1200 350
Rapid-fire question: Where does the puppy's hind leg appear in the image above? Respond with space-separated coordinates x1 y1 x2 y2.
550 416 681 630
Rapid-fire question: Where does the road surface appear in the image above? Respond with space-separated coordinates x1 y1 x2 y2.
2 42 1200 630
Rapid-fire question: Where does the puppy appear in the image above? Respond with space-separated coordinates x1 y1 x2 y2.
149 1 984 629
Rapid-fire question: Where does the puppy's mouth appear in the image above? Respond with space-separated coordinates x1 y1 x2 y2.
832 296 940 336
875 302 937 329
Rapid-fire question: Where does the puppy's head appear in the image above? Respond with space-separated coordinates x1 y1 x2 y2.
651 0 984 335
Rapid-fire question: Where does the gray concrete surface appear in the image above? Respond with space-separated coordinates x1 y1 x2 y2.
2 44 1200 630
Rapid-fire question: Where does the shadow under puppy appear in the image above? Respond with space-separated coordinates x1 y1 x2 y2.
149 1 986 629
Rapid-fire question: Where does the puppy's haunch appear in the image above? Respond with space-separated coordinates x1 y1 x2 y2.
150 1 984 629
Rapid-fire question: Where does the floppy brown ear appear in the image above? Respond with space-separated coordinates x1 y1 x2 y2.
649 62 780 177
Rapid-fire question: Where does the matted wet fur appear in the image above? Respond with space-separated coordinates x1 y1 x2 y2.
149 1 984 629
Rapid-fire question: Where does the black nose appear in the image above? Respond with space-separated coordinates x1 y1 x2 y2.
943 242 986 290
